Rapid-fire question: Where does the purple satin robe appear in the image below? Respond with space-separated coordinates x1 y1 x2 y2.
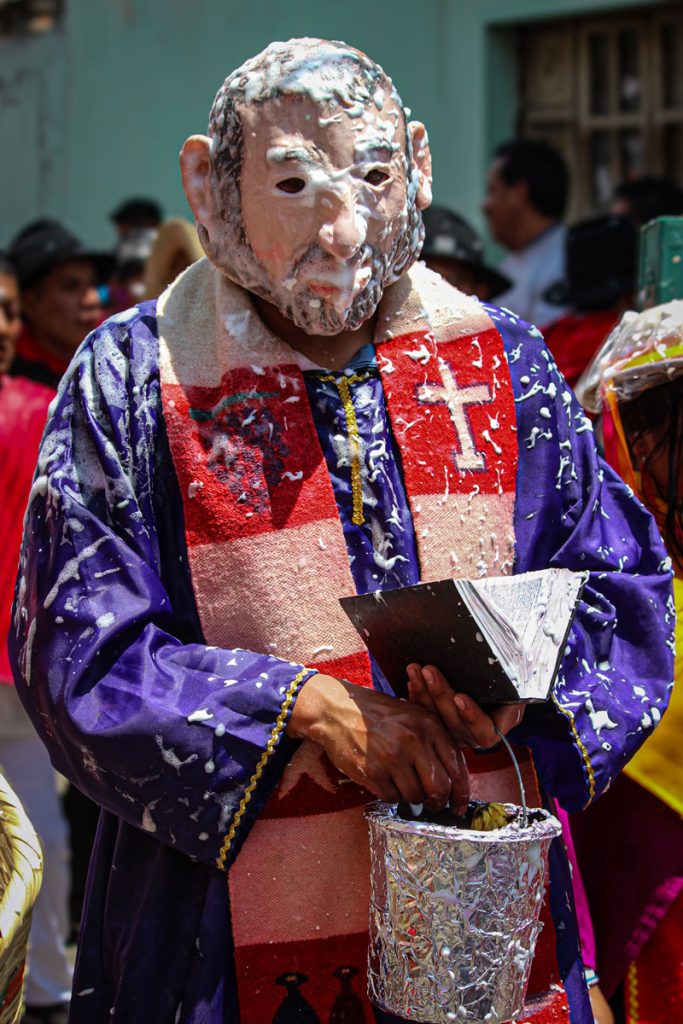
9 298 673 1023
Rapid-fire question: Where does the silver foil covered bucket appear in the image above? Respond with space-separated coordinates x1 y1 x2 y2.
366 800 562 1023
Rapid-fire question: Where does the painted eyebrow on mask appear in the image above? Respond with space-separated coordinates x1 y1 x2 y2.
354 139 396 163
266 145 323 165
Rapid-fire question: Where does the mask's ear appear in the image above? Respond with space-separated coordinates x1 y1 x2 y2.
408 121 433 211
180 135 221 231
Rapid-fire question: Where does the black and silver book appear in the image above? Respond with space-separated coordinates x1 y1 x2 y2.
340 568 588 705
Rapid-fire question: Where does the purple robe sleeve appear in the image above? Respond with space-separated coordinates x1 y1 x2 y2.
493 308 675 812
9 308 314 869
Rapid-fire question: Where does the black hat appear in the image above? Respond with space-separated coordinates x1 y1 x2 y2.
545 214 637 311
110 198 163 227
9 219 114 290
421 206 511 298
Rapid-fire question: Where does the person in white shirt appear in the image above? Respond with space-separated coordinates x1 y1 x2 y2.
483 139 570 330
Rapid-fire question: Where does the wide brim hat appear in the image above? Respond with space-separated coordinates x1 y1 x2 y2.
421 206 511 298
9 219 114 289
144 219 204 299
545 214 637 311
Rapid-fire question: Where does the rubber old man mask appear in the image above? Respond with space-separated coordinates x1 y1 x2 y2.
180 38 433 336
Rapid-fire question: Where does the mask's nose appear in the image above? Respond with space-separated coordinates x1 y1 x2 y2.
318 188 367 260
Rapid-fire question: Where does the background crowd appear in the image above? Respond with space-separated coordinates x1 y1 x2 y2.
1 137 682 1024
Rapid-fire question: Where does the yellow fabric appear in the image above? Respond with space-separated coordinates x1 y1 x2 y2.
625 577 683 816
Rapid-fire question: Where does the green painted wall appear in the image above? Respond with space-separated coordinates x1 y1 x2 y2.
0 0 673 249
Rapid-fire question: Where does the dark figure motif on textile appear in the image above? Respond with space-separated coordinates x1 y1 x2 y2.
329 965 367 1023
194 400 289 515
273 972 321 1024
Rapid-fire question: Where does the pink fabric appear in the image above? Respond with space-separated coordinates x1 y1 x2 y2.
572 773 683 997
556 803 597 971
626 877 683 965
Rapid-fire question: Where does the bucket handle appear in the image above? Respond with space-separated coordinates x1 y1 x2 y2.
495 727 528 829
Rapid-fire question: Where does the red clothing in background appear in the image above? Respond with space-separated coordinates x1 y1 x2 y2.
0 373 55 683
11 325 70 390
626 888 683 1023
544 310 618 391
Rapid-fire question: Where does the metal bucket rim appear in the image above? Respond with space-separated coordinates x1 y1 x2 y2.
365 800 562 845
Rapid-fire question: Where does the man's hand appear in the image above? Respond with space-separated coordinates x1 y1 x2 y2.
406 664 524 748
286 674 470 813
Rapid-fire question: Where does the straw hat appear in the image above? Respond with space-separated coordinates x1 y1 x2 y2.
421 206 511 298
144 218 204 299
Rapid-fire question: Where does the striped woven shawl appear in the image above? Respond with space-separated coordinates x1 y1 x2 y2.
157 259 569 1023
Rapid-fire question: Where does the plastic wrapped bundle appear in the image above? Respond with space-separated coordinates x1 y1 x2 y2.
576 300 683 414
0 772 43 1024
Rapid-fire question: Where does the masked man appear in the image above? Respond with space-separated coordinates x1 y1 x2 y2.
10 40 672 1024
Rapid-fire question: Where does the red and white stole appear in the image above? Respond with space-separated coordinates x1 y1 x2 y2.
157 259 569 1023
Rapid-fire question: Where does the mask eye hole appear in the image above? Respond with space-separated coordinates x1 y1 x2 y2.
364 169 390 186
276 177 306 194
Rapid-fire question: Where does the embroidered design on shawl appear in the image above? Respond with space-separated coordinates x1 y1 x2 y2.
157 258 568 1024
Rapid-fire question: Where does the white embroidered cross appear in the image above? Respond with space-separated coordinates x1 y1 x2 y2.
417 358 493 471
